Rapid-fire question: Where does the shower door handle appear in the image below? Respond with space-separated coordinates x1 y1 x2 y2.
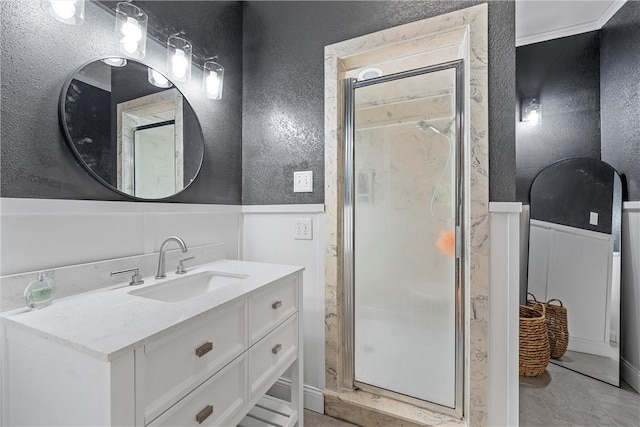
455 225 462 259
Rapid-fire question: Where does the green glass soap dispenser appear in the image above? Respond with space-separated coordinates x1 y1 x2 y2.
24 272 55 309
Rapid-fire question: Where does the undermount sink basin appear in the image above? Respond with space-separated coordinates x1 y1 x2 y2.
129 271 248 302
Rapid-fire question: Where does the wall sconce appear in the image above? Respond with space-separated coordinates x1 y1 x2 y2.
167 35 192 82
115 2 147 59
148 68 173 88
203 57 224 100
521 97 540 124
45 0 85 25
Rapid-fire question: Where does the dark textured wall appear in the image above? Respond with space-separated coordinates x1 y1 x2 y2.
515 32 601 203
65 81 113 184
1 0 243 204
242 1 516 204
601 1 640 201
2 1 515 205
530 158 616 235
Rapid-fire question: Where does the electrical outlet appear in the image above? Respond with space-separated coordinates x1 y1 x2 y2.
294 171 313 193
293 218 313 240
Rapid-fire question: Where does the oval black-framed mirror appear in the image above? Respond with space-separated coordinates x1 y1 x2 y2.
59 57 204 200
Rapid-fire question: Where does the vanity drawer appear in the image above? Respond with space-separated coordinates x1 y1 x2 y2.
249 274 298 343
148 353 246 427
249 313 298 397
140 299 247 423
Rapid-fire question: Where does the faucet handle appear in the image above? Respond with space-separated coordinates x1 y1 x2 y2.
111 268 144 286
176 257 195 274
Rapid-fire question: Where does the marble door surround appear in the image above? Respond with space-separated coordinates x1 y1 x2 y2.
324 4 489 426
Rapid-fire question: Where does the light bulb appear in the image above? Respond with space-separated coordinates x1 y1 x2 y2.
121 17 142 41
122 39 139 54
206 71 220 98
528 110 539 124
171 49 188 79
149 69 170 88
50 1 76 19
203 59 224 100
102 57 127 67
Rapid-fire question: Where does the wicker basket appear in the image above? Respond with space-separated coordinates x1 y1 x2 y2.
519 304 550 377
527 293 546 317
546 299 569 359
527 294 569 359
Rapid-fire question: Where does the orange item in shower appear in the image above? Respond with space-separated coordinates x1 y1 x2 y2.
437 229 455 257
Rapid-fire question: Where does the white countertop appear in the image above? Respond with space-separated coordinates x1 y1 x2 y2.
2 260 303 362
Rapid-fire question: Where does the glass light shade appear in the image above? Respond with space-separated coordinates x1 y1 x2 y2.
46 0 85 25
101 57 127 67
203 59 224 100
147 68 172 88
115 2 147 59
167 35 192 82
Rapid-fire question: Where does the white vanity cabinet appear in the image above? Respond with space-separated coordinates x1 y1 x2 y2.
2 262 303 427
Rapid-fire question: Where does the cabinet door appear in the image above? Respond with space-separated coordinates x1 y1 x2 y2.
148 354 246 426
139 298 247 423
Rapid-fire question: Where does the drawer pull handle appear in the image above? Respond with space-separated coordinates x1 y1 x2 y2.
272 343 282 354
196 404 213 424
195 342 213 358
272 300 282 310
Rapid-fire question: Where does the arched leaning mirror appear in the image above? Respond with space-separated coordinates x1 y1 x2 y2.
527 157 622 386
59 57 204 200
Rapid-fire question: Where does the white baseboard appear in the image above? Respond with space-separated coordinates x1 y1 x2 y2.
268 377 324 414
568 337 615 358
621 357 640 393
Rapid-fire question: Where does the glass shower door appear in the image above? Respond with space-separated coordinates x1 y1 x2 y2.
351 65 461 410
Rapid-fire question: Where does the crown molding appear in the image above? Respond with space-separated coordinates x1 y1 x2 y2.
516 0 627 47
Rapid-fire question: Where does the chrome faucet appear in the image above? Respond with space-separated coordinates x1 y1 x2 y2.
155 236 188 279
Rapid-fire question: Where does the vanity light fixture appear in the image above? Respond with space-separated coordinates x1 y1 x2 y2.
148 68 173 88
101 57 127 67
203 57 224 100
115 2 147 59
167 34 192 82
45 0 85 25
521 97 540 124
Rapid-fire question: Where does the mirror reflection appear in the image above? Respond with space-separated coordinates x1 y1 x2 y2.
60 57 204 199
527 158 622 386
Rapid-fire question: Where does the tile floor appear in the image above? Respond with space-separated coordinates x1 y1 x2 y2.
304 409 358 426
520 363 640 426
304 363 640 427
551 350 619 385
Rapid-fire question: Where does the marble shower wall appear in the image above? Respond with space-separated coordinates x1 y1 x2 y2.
324 5 490 426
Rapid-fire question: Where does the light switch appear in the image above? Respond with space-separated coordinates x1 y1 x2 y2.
294 171 313 193
589 211 598 226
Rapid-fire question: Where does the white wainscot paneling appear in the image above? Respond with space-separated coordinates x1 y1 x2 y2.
1 211 146 276
528 219 614 357
152 211 240 258
241 205 325 412
488 202 521 427
0 198 242 276
519 205 530 305
622 202 640 392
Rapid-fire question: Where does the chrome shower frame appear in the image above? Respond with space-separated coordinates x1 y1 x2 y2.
341 60 465 419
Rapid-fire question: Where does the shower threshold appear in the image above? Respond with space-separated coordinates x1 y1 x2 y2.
354 381 462 420
324 388 464 427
